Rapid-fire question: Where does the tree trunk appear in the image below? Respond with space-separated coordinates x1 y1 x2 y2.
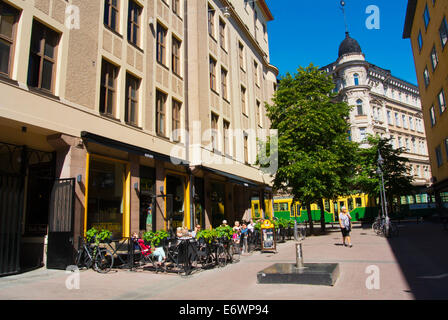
306 203 314 235
320 199 326 233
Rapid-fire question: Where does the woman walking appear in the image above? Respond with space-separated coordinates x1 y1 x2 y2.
339 206 353 247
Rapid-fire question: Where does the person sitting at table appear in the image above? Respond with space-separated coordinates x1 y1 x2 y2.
191 224 201 238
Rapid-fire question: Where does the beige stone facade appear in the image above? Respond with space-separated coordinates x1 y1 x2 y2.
0 0 278 274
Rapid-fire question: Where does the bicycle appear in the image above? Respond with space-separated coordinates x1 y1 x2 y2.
74 237 114 273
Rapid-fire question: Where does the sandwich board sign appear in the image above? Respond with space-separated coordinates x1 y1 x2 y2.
260 220 276 253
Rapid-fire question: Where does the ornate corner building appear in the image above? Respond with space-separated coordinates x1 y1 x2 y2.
321 32 432 190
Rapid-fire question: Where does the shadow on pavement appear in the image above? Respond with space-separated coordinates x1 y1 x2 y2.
386 221 448 299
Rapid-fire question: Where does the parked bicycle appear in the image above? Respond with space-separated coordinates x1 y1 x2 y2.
372 217 398 238
74 237 114 273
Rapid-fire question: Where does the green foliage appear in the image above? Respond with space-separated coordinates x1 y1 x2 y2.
196 229 217 244
143 230 169 247
215 225 235 240
352 135 414 211
86 227 111 244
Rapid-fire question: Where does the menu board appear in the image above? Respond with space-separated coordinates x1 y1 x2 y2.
261 220 276 252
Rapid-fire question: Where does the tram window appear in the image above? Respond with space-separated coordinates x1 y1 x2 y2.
324 200 330 211
421 194 429 203
347 198 354 211
441 192 448 202
407 196 415 204
355 197 362 208
415 194 421 204
400 196 407 204
279 202 289 211
273 203 279 211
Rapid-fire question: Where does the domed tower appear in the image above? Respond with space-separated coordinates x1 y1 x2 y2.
332 32 373 147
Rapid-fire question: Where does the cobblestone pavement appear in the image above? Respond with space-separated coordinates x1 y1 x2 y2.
1 221 447 300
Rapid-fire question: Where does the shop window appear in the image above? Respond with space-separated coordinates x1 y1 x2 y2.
87 158 127 239
139 166 155 232
166 174 186 229
210 182 225 228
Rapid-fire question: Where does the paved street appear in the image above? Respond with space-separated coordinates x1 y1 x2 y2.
1 221 447 300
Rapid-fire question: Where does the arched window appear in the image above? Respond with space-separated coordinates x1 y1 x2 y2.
354 73 360 86
356 99 364 115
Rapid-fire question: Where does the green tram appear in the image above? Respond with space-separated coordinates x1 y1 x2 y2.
251 192 441 223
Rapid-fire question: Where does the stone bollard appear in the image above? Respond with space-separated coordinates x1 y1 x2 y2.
295 242 304 269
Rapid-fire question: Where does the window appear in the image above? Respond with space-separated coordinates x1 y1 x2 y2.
423 4 430 30
394 112 400 126
125 74 140 125
100 59 119 116
219 19 226 49
0 1 20 77
156 23 167 65
438 89 446 114
423 67 430 87
387 111 392 124
254 60 259 86
418 30 423 50
405 138 410 152
402 114 408 129
241 86 247 115
209 56 217 91
172 99 182 142
430 105 436 126
208 4 215 38
431 46 439 71
172 37 181 76
156 90 167 136
356 99 364 116
221 67 228 100
238 42 245 70
355 197 362 208
440 17 448 48
390 135 395 148
445 137 448 159
211 113 219 151
104 0 119 32
28 20 60 92
436 145 443 167
398 136 403 148
223 120 230 156
354 73 359 86
359 128 366 141
409 117 414 130
256 100 262 127
127 0 141 46
244 133 249 164
172 0 180 15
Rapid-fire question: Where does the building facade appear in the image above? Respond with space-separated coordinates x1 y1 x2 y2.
322 32 432 191
0 0 278 276
403 0 448 209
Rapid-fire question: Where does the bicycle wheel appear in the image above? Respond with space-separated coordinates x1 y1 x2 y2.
216 245 227 267
75 248 93 270
230 244 240 263
94 248 114 273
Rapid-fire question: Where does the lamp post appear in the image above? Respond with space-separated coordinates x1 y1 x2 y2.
377 151 390 237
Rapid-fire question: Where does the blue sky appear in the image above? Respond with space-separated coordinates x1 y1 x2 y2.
265 0 417 85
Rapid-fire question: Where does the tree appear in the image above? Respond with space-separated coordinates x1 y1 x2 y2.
352 135 414 217
261 65 359 234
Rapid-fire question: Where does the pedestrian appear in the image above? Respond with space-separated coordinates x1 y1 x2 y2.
339 206 352 247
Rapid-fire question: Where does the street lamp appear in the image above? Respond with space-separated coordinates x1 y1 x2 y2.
377 150 390 236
